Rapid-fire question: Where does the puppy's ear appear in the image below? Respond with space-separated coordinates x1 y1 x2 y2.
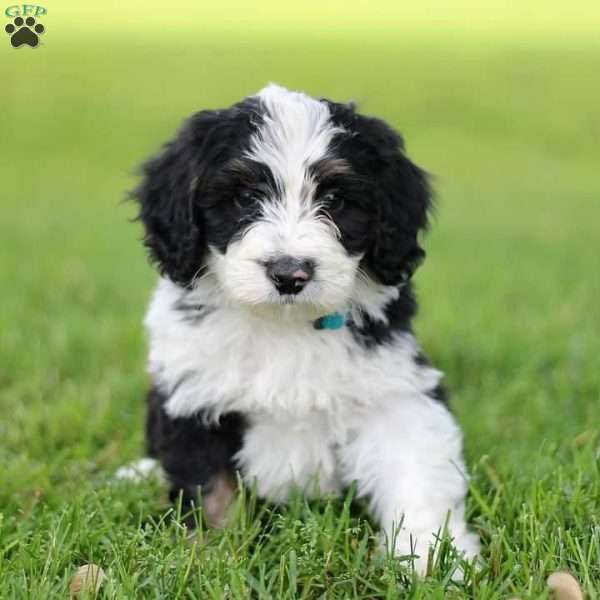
358 117 432 286
131 110 226 286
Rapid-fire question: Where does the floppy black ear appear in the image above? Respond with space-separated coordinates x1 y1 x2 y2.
132 108 247 287
359 118 432 286
132 114 213 286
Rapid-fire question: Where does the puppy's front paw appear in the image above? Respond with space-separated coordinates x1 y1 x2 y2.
453 530 481 561
384 527 480 576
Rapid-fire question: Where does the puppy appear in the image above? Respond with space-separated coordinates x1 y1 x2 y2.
130 83 479 571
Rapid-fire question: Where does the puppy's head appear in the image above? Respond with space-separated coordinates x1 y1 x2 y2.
133 84 431 315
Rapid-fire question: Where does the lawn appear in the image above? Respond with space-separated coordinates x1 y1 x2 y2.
1 2 599 597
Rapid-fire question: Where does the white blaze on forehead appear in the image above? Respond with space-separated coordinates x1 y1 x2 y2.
247 84 344 207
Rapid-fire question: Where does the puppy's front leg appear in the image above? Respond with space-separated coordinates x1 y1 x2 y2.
338 395 479 573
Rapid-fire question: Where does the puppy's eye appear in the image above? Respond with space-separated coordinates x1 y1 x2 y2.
322 191 345 213
234 190 256 211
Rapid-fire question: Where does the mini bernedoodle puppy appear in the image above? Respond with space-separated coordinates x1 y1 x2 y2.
128 83 480 571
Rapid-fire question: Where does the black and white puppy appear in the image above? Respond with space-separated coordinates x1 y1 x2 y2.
129 84 479 571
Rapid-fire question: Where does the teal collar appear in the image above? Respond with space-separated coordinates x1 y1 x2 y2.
313 312 346 331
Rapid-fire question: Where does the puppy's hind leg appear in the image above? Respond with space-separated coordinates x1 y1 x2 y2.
145 386 246 528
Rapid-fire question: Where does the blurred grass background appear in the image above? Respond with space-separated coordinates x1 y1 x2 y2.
1 1 599 597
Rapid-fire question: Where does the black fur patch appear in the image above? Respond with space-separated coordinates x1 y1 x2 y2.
323 99 432 286
308 159 372 256
348 284 417 348
427 382 449 405
414 352 450 405
202 158 279 253
145 386 246 510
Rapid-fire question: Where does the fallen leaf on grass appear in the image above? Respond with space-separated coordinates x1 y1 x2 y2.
69 564 106 597
571 429 597 448
547 571 584 600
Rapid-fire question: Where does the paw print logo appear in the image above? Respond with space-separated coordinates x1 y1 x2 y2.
5 16 45 48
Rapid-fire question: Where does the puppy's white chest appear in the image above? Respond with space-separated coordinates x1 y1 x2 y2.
147 293 363 420
145 278 432 422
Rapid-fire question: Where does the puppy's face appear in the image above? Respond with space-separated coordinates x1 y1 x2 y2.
134 85 431 314
205 136 369 312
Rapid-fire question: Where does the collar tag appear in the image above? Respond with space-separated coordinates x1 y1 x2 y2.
314 312 346 331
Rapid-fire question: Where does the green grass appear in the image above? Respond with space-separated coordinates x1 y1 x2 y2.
1 9 600 598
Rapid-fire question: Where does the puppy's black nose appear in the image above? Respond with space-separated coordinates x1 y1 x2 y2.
266 256 314 295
